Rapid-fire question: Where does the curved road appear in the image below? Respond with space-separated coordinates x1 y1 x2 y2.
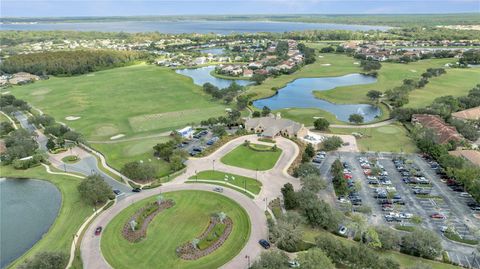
81 184 268 269
81 134 300 269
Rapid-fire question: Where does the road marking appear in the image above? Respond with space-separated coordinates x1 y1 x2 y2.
464 255 472 268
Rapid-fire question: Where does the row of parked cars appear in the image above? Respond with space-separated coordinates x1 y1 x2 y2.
422 155 480 212
338 161 363 206
312 151 326 164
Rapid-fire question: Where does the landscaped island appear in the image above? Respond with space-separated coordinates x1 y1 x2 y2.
221 142 282 171
101 191 250 269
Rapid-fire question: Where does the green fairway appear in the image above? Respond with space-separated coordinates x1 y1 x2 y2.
221 143 282 171
302 226 461 269
10 64 229 141
247 53 362 99
331 123 417 153
101 190 250 269
313 57 454 104
2 165 91 269
406 68 480 108
189 170 262 194
91 136 172 178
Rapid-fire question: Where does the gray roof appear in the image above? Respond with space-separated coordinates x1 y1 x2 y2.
245 117 304 136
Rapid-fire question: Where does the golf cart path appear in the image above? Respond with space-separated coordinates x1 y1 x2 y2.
327 118 396 129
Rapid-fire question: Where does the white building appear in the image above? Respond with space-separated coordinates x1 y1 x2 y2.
177 126 194 139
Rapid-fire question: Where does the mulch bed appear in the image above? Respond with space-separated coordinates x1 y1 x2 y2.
122 199 174 243
176 217 233 260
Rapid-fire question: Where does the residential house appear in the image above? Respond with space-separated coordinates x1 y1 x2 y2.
411 114 464 144
452 107 480 121
449 150 480 167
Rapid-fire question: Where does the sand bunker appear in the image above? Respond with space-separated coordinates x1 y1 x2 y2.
110 134 125 140
353 62 360 65
410 69 417 73
65 116 81 121
318 55 324 58
321 64 331 66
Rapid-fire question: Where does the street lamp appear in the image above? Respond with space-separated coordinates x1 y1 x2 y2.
213 159 215 171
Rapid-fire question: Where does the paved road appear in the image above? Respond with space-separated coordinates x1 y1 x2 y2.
81 134 300 269
328 118 397 129
12 111 131 194
81 184 268 269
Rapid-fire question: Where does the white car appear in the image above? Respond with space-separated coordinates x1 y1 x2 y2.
338 226 348 236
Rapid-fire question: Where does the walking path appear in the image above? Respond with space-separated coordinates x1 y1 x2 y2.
328 118 396 129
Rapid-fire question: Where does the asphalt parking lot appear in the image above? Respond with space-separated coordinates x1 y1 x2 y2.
315 152 480 268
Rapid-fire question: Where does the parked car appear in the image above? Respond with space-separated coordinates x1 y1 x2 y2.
288 260 300 268
430 213 446 219
95 226 102 236
338 226 348 236
213 187 223 193
259 239 271 249
132 188 141 192
113 189 121 195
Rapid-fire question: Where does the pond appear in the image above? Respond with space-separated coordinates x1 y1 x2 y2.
253 74 381 123
175 65 251 89
0 178 61 268
199 48 225 55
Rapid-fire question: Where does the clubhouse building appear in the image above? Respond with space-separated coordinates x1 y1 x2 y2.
245 114 308 138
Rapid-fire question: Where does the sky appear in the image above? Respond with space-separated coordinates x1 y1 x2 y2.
2 0 479 17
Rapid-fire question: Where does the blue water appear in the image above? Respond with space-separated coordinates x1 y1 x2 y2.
253 74 381 123
199 48 225 55
0 178 61 268
0 21 391 34
175 66 251 88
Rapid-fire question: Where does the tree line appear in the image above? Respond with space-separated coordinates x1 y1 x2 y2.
0 49 145 76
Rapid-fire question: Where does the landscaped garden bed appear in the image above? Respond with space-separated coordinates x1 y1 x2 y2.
122 198 175 242
176 213 233 260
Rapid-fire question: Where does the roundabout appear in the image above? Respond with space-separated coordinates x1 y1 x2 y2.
101 190 250 269
81 184 268 269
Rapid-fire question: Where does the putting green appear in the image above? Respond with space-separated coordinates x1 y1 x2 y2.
101 190 251 269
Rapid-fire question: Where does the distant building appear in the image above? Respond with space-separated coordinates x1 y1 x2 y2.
452 106 480 121
245 114 308 138
411 114 464 144
449 150 480 167
177 126 194 139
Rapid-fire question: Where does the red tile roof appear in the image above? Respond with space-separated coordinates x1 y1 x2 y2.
452 106 480 121
412 114 463 144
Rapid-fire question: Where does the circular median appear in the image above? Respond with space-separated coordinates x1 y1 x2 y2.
101 190 251 269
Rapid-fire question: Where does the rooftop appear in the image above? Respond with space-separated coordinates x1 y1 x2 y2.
412 114 464 144
452 106 480 121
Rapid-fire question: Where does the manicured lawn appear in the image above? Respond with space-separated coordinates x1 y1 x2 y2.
330 123 417 153
2 165 91 269
406 68 480 108
101 190 251 269
276 103 390 126
10 64 229 141
91 136 172 178
302 226 461 269
247 53 362 99
221 143 282 171
61 155 80 164
313 57 454 104
189 170 262 194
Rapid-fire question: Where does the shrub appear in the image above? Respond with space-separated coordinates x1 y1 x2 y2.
322 136 343 151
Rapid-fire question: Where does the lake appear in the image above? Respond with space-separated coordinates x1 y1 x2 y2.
0 178 61 268
175 65 251 88
0 21 391 34
199 48 225 55
253 74 381 123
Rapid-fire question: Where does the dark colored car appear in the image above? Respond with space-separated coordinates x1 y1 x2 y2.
113 189 121 195
259 239 271 249
132 188 141 192
95 226 102 236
